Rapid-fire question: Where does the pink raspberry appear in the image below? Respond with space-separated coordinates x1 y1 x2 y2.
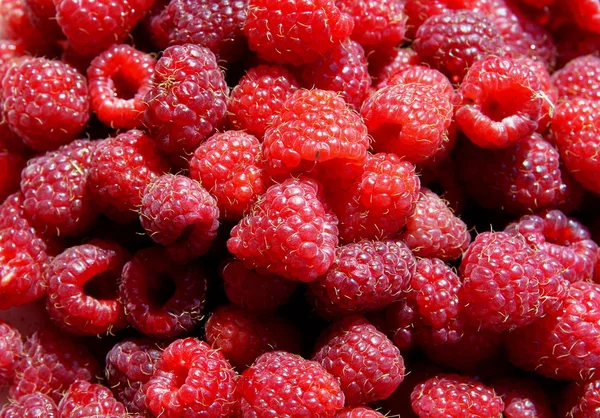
144 337 237 418
0 393 57 418
560 379 600 418
489 376 554 418
0 40 24 67
0 320 22 386
237 351 345 417
0 151 25 203
0 0 56 55
551 55 600 101
227 177 339 282
375 65 454 99
57 380 126 417
337 407 386 418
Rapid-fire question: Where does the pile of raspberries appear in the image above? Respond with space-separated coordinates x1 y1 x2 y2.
2 0 600 416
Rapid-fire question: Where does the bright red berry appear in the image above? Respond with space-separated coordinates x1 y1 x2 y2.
0 393 57 418
567 0 600 33
0 320 22 386
375 65 454 99
337 407 386 418
57 380 126 417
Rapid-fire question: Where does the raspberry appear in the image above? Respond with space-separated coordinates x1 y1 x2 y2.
524 57 557 133
227 177 339 282
143 44 229 154
0 151 25 203
0 0 56 55
399 188 470 261
411 374 505 418
413 10 505 83
20 139 97 237
0 320 22 386
313 315 405 405
361 83 453 165
368 47 420 86
25 0 62 39
308 240 415 317
227 64 300 138
57 380 126 417
567 0 600 33
237 351 345 417
337 407 386 418
189 131 266 221
220 259 297 313
88 129 170 223
0 40 24 68
506 281 600 381
140 174 219 264
205 304 301 369
0 393 57 418
144 337 237 418
560 379 600 418
45 240 128 336
381 298 419 351
87 44 156 130
105 338 165 415
551 99 600 193
552 55 600 101
54 0 153 56
120 247 207 339
489 376 554 418
455 55 543 149
1 57 89 152
149 0 248 62
375 65 454 99
300 39 371 109
263 89 369 179
9 328 99 402
243 0 353 65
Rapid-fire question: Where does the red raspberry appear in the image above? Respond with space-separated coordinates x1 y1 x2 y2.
308 240 416 317
0 0 56 55
313 315 405 405
0 40 24 68
144 337 237 418
105 338 165 415
25 0 61 39
411 374 505 418
0 151 25 203
140 174 219 264
237 351 345 417
263 89 369 179
143 44 229 154
149 0 248 62
120 247 207 339
54 0 153 56
413 10 505 83
227 177 339 282
382 298 420 351
227 64 300 138
552 99 600 193
506 281 600 381
9 328 99 402
88 129 170 223
87 44 156 130
57 380 125 417
0 393 57 418
45 240 128 336
300 39 371 109
368 47 420 86
523 57 557 133
243 0 353 65
0 320 22 386
560 379 600 418
1 57 89 152
361 83 453 165
337 407 386 418
375 65 454 99
455 55 543 149
400 188 470 261
205 304 301 369
567 0 600 33
552 55 600 101
189 131 266 221
220 259 297 313
489 376 554 418
20 139 97 237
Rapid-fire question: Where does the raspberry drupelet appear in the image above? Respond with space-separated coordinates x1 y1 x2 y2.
551 54 600 101
87 44 156 129
489 376 554 418
0 393 57 418
0 320 22 386
57 380 126 417
560 378 600 418
375 65 454 99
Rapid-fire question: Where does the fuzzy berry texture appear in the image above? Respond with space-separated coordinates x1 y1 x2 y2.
57 380 126 417
375 65 454 99
0 393 57 418
0 320 21 386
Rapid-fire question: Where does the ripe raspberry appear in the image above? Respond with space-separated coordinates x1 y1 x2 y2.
522 57 556 134
413 10 505 83
227 64 300 138
337 407 386 418
227 177 339 282
205 304 301 369
54 0 153 56
506 281 600 381
313 315 405 405
263 89 369 179
20 139 97 237
552 55 600 101
189 131 266 220
361 83 453 164
0 320 22 386
0 393 57 418
244 0 353 65
57 380 125 417
144 337 237 418
560 379 600 418
9 328 99 402
87 44 156 130
149 0 248 62
140 174 219 264
300 39 371 109
567 0 600 33
368 47 420 86
308 240 416 317
143 44 229 154
220 259 297 313
105 338 164 415
400 188 470 261
0 0 56 55
120 247 207 339
552 99 600 193
88 129 170 223
0 40 24 68
237 351 345 417
0 151 25 203
381 298 420 351
25 0 62 39
375 65 454 99
1 57 89 152
489 376 554 418
411 374 504 418
455 55 543 149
